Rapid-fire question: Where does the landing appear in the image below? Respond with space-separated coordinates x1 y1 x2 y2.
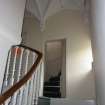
38 97 96 105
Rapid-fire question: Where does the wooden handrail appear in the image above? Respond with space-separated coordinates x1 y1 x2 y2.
0 45 42 104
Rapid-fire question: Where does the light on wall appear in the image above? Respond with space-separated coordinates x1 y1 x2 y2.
79 47 93 74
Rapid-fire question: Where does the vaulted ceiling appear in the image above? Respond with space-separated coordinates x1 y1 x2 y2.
26 0 90 30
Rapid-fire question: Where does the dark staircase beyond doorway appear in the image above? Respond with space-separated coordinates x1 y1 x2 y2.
43 72 61 98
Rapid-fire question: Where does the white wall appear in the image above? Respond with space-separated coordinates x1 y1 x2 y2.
22 17 43 52
0 0 26 92
43 10 95 99
22 10 95 99
91 0 105 105
0 37 13 92
0 0 26 44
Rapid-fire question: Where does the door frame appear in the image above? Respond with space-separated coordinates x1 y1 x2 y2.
44 38 66 98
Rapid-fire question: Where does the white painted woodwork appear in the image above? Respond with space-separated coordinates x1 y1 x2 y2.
2 50 12 93
34 67 38 105
27 52 36 105
21 50 30 105
11 47 18 86
39 62 44 97
9 47 18 105
3 50 12 105
27 76 34 105
13 48 24 105
31 53 37 105
1 46 43 105
18 50 28 105
17 86 24 105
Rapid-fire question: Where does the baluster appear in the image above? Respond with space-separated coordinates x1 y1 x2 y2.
2 49 11 93
17 49 26 105
17 48 24 82
2 50 12 105
30 74 36 105
36 62 43 104
25 51 32 105
39 63 42 97
34 64 41 105
17 86 24 105
37 64 41 102
7 47 18 105
38 62 44 97
27 52 35 105
31 53 38 105
8 47 18 105
21 50 30 105
11 47 18 85
27 78 34 105
12 48 24 105
33 71 38 105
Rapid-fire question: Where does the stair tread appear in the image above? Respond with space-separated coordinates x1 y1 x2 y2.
44 81 60 86
44 85 60 88
43 92 61 98
44 91 60 93
44 87 60 92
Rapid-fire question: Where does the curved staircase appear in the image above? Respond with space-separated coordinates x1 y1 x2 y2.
0 45 43 105
0 45 96 105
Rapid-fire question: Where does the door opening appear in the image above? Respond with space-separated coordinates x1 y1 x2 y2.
44 39 66 98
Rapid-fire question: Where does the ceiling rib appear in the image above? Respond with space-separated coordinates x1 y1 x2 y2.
25 0 86 31
39 0 54 31
35 0 43 21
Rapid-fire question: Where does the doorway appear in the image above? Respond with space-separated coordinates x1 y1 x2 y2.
44 39 66 98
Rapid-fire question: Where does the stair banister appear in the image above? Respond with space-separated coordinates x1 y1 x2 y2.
0 45 42 104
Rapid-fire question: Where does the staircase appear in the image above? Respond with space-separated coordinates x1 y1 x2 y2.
0 45 43 105
0 45 96 105
43 72 61 98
